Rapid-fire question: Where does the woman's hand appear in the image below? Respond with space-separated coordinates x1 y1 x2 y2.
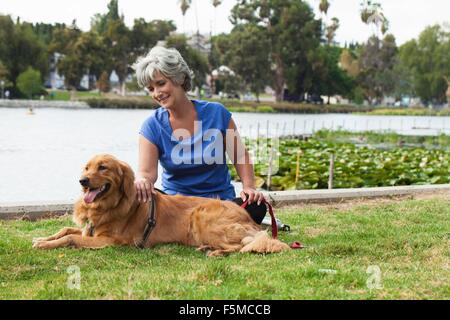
240 187 266 206
134 177 156 203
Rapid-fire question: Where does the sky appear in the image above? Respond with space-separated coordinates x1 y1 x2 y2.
0 0 449 45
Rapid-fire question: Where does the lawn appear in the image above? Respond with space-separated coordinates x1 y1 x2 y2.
45 90 102 101
0 196 448 300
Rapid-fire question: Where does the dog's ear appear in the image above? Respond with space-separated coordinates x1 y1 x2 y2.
119 160 136 201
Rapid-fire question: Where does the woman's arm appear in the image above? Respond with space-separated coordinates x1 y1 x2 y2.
135 135 159 202
225 118 265 205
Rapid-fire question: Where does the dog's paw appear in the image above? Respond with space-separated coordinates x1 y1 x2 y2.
206 250 225 257
196 245 212 252
32 240 49 249
32 237 47 244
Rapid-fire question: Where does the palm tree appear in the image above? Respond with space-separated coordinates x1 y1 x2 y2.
212 0 222 9
179 0 192 33
360 0 389 37
211 0 222 35
319 0 330 15
326 17 340 45
318 0 339 45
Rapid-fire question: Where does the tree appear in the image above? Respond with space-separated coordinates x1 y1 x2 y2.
0 15 49 97
309 46 353 103
230 0 321 101
358 34 398 104
179 0 191 16
0 60 13 93
105 18 132 95
179 0 192 33
221 25 271 101
340 48 360 78
319 0 330 15
325 17 340 45
211 0 222 8
76 31 109 89
209 33 233 71
48 21 82 55
91 0 120 34
130 19 176 60
97 71 110 93
318 0 338 45
208 33 233 94
28 22 68 47
211 0 222 35
49 23 84 89
215 66 244 97
398 25 450 105
360 0 389 37
0 61 9 81
16 67 42 99
49 23 107 90
89 0 130 94
339 47 365 104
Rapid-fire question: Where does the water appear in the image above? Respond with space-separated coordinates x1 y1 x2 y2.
1 107 449 203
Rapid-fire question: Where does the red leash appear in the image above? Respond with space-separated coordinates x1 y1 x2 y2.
241 198 304 249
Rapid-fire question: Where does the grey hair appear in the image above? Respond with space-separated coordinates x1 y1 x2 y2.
132 46 194 92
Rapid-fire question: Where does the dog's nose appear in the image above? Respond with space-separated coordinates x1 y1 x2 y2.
79 177 90 187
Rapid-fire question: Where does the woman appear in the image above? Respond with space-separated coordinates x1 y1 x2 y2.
132 46 267 224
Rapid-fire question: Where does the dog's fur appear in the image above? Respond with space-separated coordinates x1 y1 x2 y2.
32 154 290 256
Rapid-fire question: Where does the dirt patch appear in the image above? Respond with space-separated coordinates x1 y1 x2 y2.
277 190 450 211
411 190 450 200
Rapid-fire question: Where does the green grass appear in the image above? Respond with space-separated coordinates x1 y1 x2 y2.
227 105 275 113
45 90 70 101
364 108 450 117
314 129 450 149
45 90 102 101
0 197 449 300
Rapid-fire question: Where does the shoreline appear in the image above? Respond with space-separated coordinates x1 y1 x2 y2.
0 99 89 109
2 98 449 116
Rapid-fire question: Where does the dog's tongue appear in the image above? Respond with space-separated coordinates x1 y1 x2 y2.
84 189 101 204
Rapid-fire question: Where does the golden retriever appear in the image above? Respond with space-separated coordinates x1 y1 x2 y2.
32 154 290 256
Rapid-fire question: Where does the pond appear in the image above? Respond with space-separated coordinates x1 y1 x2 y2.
1 107 449 202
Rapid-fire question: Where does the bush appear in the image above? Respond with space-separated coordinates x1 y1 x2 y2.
256 105 275 113
16 67 43 99
85 97 157 109
211 99 374 114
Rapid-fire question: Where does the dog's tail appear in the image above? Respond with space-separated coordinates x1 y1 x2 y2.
240 231 290 254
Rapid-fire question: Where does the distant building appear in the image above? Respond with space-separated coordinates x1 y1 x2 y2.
45 52 65 89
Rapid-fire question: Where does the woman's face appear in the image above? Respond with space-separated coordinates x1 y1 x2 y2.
147 72 184 110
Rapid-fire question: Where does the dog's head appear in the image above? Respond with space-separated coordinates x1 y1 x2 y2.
79 154 135 207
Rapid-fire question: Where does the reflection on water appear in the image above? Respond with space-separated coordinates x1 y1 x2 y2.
0 107 449 202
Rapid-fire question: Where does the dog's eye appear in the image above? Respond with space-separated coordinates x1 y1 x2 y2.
98 165 107 171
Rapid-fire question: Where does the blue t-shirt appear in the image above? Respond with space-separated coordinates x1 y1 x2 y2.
139 100 236 200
